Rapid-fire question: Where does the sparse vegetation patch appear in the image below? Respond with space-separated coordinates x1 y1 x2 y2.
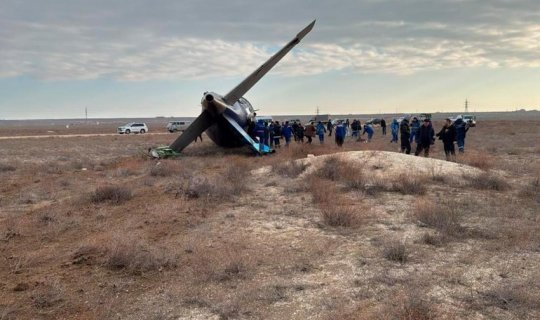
90 185 132 204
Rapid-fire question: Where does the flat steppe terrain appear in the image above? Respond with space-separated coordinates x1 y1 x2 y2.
1 118 539 319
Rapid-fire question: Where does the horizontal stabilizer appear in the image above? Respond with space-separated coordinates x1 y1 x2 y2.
169 110 214 152
222 113 272 154
223 20 316 105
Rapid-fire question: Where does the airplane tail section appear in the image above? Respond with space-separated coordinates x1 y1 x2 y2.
169 110 214 152
223 20 316 105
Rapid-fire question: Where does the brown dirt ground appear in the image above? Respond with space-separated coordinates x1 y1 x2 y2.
0 119 539 319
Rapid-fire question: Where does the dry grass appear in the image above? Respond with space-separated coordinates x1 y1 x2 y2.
458 151 493 170
272 160 309 178
519 175 539 202
1 118 539 319
382 240 408 263
413 200 464 241
320 205 363 228
391 174 427 195
90 185 133 204
105 238 177 275
468 172 511 191
0 163 16 172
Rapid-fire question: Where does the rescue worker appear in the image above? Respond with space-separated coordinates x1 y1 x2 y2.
335 122 346 146
316 121 326 144
268 121 275 147
362 124 374 142
414 118 435 157
255 120 267 153
273 120 282 148
282 121 293 147
400 117 411 154
436 118 456 161
410 117 420 143
291 121 299 142
264 121 270 147
380 118 387 135
454 116 469 153
305 122 316 144
327 119 333 137
297 123 305 143
351 119 360 138
390 119 399 143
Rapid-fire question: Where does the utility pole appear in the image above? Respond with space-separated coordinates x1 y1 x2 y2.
85 107 88 123
465 99 469 113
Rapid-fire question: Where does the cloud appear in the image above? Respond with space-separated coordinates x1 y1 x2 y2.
1 0 539 81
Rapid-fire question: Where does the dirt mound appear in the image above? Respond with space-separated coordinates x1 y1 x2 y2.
255 151 482 179
302 151 481 177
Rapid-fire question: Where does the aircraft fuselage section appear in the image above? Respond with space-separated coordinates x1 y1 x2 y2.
202 93 254 148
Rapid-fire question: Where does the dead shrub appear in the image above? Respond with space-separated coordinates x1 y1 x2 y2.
390 291 436 320
31 286 64 309
383 240 408 263
72 245 102 265
421 232 445 246
149 161 182 177
414 200 464 238
320 205 362 228
190 247 251 283
90 185 132 204
342 165 366 191
105 239 176 274
223 163 247 193
519 175 539 202
0 163 16 172
316 156 343 181
392 174 427 195
273 160 308 178
459 151 493 170
483 282 540 311
309 177 336 205
468 172 510 191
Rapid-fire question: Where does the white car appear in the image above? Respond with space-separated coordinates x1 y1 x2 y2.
166 121 191 133
117 122 148 134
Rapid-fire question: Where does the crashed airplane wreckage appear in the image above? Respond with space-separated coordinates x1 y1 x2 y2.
150 20 316 158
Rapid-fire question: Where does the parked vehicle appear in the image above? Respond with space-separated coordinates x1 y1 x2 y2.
254 115 273 123
463 114 477 127
117 122 148 134
166 121 191 133
365 118 382 126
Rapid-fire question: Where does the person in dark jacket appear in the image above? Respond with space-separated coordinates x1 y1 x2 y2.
305 122 316 144
291 121 299 142
390 119 399 143
409 117 420 143
453 116 469 153
254 120 267 152
362 124 374 142
282 121 293 147
380 118 387 135
335 122 346 146
316 121 326 144
414 119 435 157
273 121 282 148
268 121 274 147
400 117 411 154
436 118 457 161
327 120 333 137
297 123 305 143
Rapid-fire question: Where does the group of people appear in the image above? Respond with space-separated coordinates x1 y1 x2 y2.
251 115 470 161
392 115 470 161
252 120 327 149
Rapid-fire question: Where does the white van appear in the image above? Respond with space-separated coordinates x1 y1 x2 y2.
254 115 273 123
166 121 191 132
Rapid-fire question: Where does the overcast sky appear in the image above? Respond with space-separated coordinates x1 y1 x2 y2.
1 0 539 119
